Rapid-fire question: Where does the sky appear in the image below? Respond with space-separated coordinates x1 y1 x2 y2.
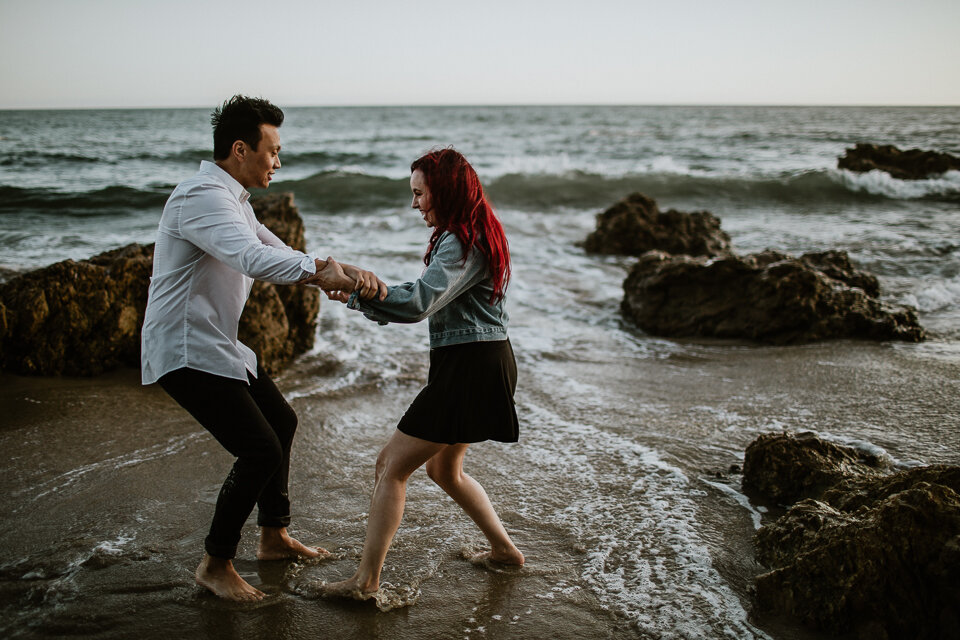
1 0 958 109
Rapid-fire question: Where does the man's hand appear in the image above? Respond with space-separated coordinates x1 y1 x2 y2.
340 263 388 301
300 256 353 291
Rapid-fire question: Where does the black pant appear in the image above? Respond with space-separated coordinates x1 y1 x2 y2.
159 366 298 559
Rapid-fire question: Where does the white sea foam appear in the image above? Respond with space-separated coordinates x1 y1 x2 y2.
834 168 960 199
810 430 899 466
900 276 960 313
516 400 770 639
647 155 693 175
92 532 134 555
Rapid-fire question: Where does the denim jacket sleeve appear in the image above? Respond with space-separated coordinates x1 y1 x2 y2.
348 232 487 324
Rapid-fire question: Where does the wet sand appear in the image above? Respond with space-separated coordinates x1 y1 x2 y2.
0 367 649 639
2 329 958 639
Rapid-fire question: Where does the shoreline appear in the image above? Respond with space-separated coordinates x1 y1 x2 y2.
2 332 958 638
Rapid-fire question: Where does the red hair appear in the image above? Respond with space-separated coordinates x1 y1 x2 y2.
411 148 511 302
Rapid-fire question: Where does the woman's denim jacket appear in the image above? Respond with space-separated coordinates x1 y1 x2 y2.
347 231 508 348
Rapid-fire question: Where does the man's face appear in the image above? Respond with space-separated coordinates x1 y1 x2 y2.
238 124 281 189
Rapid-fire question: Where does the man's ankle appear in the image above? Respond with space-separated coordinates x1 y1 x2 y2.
259 526 287 542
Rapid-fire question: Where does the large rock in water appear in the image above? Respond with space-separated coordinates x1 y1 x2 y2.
746 433 960 638
0 243 154 376
742 431 886 505
0 192 319 376
583 192 731 257
838 142 960 180
621 248 924 344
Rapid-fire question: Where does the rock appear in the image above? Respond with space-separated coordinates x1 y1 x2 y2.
621 249 924 344
583 192 731 257
742 431 887 505
753 465 960 638
821 464 960 513
0 192 319 376
838 142 960 180
753 498 855 569
0 243 154 376
799 250 879 298
745 433 960 637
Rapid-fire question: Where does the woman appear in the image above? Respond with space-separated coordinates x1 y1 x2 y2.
320 148 524 599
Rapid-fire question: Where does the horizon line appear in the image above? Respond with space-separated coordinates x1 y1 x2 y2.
2 102 959 112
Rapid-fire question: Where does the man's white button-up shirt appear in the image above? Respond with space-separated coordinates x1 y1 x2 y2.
141 161 317 384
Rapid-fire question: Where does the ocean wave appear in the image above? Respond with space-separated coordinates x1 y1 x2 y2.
0 151 104 167
280 168 890 214
5 165 957 217
835 168 960 200
0 184 171 213
281 149 400 167
129 148 209 163
1 148 401 171
901 276 960 313
0 148 209 167
275 171 409 212
128 148 398 168
486 169 897 210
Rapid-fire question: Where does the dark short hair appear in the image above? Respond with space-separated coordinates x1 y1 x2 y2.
210 95 284 160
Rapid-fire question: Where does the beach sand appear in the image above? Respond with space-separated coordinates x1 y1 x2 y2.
2 330 958 639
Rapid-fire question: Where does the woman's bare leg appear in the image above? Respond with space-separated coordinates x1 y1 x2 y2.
425 444 524 565
320 431 445 597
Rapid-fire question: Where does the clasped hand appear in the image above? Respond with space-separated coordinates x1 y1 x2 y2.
300 257 388 302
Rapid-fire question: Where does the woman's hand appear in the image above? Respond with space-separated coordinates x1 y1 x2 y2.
341 263 388 300
324 289 351 303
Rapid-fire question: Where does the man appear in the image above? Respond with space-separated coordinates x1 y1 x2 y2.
141 95 385 602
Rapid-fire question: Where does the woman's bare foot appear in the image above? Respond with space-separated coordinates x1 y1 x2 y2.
257 526 329 561
463 545 525 568
316 575 378 601
195 554 265 602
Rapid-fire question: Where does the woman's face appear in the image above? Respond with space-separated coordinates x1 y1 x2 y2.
410 169 436 227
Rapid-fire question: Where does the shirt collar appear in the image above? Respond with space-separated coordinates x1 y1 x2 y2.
199 160 251 203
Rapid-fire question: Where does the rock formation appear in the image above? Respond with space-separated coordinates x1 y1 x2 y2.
0 243 154 376
620 249 924 344
838 142 960 180
581 190 924 344
742 431 886 505
745 432 960 638
0 192 319 376
583 192 731 257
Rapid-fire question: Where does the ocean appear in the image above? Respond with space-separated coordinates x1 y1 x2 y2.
1 105 959 639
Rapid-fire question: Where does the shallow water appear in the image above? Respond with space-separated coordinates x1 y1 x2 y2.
2 219 958 638
2 341 956 639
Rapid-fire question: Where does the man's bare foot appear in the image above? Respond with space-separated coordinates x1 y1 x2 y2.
257 526 329 561
195 554 265 602
463 545 525 568
316 575 378 601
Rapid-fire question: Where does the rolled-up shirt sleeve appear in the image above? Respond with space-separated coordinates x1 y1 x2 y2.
178 184 316 284
349 233 487 323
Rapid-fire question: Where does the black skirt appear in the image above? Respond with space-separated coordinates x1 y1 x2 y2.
397 339 519 444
